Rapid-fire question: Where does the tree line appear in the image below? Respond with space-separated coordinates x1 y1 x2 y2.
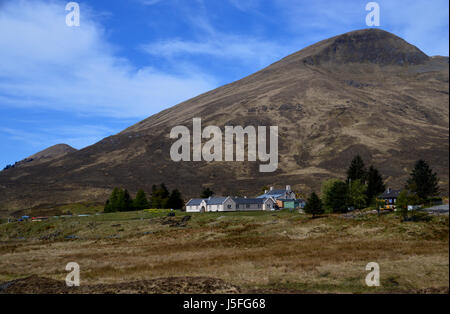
303 155 439 218
104 184 184 212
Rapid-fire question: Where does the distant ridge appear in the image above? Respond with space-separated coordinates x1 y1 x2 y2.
6 144 77 169
29 144 77 160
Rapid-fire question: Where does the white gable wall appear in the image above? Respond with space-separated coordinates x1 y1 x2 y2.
221 197 236 211
200 200 208 212
205 197 236 212
263 198 275 211
283 191 295 199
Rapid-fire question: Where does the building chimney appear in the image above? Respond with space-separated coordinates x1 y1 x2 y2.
286 185 291 191
270 186 274 191
264 190 268 194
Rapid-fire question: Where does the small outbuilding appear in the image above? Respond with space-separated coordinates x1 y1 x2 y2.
276 198 306 209
378 188 401 210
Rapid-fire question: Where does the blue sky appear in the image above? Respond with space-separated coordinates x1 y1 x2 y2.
0 0 448 169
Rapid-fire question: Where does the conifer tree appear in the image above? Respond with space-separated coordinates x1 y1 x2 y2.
406 159 439 200
166 189 184 209
346 155 367 183
150 184 170 208
104 187 121 213
366 165 385 206
117 189 133 211
323 180 348 213
304 192 324 218
133 189 149 210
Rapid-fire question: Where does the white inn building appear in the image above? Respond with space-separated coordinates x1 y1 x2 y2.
185 186 295 212
185 196 276 212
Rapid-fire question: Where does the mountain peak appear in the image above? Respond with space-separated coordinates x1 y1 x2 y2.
296 28 429 66
9 144 78 169
28 144 77 160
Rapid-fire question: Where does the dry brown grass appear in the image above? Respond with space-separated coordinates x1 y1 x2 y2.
0 210 448 293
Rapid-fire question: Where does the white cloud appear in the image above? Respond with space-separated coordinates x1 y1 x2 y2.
141 4 294 70
228 0 261 12
1 0 447 123
142 35 292 68
137 0 163 6
0 0 217 118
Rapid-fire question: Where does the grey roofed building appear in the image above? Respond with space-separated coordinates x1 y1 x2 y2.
232 197 276 211
205 197 229 205
378 188 401 210
275 198 293 202
257 185 296 200
185 196 231 213
186 197 229 206
378 188 401 199
232 197 266 205
261 190 287 196
185 195 276 212
185 199 204 206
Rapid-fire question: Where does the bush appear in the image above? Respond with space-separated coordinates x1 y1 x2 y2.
348 179 367 209
396 190 422 221
403 211 432 222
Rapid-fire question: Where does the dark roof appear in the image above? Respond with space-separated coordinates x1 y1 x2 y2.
266 189 287 195
186 199 203 206
379 189 401 198
205 197 228 205
186 197 229 206
232 198 267 205
257 189 290 198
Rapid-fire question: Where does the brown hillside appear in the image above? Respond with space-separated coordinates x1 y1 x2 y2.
0 28 448 216
20 144 77 167
3 144 77 170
